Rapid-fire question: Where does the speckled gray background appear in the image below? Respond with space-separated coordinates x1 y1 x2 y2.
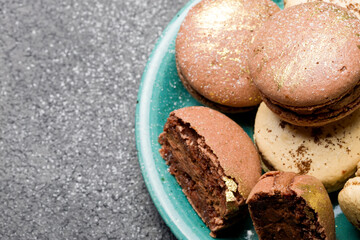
0 0 187 239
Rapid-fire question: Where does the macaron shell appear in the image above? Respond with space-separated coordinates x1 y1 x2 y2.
338 177 360 230
254 102 360 192
250 2 360 107
285 0 360 19
247 171 297 200
176 64 257 113
291 174 335 240
173 106 261 198
356 161 360 176
176 0 279 108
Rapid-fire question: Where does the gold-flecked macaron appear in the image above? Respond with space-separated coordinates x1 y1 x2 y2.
250 2 360 126
176 0 280 113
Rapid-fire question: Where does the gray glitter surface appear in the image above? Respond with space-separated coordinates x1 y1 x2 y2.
0 0 187 239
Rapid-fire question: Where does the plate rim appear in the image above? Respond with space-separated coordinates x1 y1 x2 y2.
135 0 201 239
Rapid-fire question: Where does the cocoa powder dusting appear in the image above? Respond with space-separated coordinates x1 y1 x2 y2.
349 181 360 186
279 121 288 129
346 147 351 154
311 128 322 144
293 144 312 174
296 144 308 157
325 138 335 146
295 158 312 175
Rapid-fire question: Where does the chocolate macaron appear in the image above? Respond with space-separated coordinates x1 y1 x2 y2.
254 102 360 192
176 0 280 113
247 171 335 240
249 2 360 126
158 106 261 235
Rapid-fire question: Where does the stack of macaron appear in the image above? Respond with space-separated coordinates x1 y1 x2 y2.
158 0 360 238
250 1 360 234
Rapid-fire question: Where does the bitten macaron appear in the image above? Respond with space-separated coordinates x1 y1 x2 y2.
247 171 335 240
176 0 280 113
158 106 261 235
249 2 360 126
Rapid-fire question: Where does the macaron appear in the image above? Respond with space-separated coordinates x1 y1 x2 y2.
249 2 360 126
247 171 335 240
284 0 360 19
254 102 360 192
158 106 261 235
338 176 360 230
176 0 280 113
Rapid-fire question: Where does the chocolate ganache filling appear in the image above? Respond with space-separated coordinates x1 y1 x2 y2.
158 114 246 233
248 193 326 240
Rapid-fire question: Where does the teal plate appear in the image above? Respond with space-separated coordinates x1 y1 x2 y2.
135 0 360 239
